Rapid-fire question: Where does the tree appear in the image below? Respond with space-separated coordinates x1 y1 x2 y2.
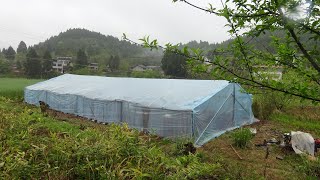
17 41 28 54
161 50 187 78
1 48 6 54
42 50 53 77
0 59 10 74
16 60 22 70
133 0 320 102
76 49 88 68
0 54 10 74
5 46 16 61
25 48 41 78
108 55 120 72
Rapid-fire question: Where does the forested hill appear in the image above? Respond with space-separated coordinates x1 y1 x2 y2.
181 30 319 55
32 28 317 62
34 28 161 60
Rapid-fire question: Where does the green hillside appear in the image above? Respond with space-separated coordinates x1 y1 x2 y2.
33 28 162 66
181 30 320 56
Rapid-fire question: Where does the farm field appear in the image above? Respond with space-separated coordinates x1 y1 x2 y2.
0 78 43 99
0 78 319 179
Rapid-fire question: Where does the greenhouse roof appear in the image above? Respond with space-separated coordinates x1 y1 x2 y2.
26 74 230 110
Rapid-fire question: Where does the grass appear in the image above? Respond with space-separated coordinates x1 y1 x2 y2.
0 79 319 179
270 112 320 137
0 98 318 179
231 128 253 148
0 78 42 99
0 97 224 179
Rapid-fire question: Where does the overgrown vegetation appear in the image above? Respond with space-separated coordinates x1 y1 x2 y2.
0 97 224 179
252 90 293 120
0 77 319 179
231 128 253 149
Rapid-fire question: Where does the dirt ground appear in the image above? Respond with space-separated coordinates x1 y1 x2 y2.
199 120 319 179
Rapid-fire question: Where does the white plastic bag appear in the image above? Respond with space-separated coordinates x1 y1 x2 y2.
291 131 315 156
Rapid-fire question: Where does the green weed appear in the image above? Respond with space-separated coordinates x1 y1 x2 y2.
231 128 253 149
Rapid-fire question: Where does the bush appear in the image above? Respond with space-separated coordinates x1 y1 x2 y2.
252 91 292 120
231 128 253 148
173 138 195 156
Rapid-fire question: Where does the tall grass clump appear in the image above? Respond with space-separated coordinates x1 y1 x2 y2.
231 128 253 148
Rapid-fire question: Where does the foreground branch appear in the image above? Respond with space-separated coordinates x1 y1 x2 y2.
123 36 320 102
179 0 274 17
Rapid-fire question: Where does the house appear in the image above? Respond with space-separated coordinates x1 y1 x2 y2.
132 65 146 72
254 65 283 81
52 57 72 73
88 63 99 71
131 65 162 72
11 65 20 74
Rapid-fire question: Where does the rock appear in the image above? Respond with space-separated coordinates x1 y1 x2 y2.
276 155 284 160
250 128 257 135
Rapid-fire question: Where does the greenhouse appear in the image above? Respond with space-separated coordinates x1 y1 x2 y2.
25 74 255 146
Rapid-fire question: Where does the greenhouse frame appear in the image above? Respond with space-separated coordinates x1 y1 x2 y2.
25 74 255 146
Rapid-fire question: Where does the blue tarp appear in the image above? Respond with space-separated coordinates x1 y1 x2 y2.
25 74 255 146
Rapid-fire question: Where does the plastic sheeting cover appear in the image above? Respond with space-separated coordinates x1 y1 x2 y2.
25 74 255 146
26 74 230 110
291 131 315 156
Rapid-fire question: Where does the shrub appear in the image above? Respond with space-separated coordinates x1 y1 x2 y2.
173 138 195 156
252 91 292 120
231 128 253 148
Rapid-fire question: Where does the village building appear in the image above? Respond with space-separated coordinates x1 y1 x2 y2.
52 57 72 73
88 63 99 71
131 65 162 72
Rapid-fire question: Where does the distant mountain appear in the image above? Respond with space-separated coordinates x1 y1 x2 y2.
33 28 162 64
181 30 319 56
32 28 318 67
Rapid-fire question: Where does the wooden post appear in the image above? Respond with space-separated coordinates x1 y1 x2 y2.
230 144 243 160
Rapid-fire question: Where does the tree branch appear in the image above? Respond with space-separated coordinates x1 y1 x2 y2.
287 27 320 73
299 23 320 37
181 0 218 15
274 0 320 74
122 36 320 102
223 6 255 81
179 0 274 17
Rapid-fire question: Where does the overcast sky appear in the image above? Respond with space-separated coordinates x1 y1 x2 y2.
0 0 230 50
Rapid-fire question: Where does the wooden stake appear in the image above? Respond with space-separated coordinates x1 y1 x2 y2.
230 144 243 160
